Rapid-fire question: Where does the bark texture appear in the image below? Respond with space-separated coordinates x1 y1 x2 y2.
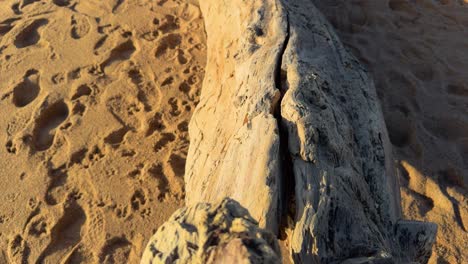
166 0 437 263
184 0 288 232
140 198 281 264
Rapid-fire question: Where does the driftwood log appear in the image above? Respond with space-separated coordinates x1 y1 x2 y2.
143 0 437 263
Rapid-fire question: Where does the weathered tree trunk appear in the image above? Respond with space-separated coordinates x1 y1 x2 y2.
184 0 287 233
181 0 437 263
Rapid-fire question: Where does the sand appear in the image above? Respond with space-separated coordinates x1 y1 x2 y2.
0 0 205 263
0 0 466 263
314 1 468 263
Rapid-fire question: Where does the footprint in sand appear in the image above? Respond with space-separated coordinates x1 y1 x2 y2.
25 214 49 237
146 112 165 137
71 84 92 100
104 127 130 148
154 132 175 153
12 69 40 107
14 19 48 48
99 237 132 263
168 153 185 177
71 15 90 40
37 201 86 263
7 235 30 264
148 163 169 201
101 40 136 70
130 189 147 211
32 100 69 151
159 15 180 34
155 33 181 58
45 166 68 205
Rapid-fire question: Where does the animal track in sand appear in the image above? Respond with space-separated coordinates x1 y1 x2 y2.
168 97 181 116
128 68 143 86
69 148 88 167
32 100 69 151
37 202 86 263
146 112 165 137
87 146 105 163
178 3 202 22
68 68 82 80
177 49 190 65
406 189 435 217
12 69 40 107
127 163 144 179
51 73 65 84
71 15 90 40
6 140 17 154
160 76 174 86
178 81 190 94
45 166 68 205
14 19 48 48
130 189 147 211
71 84 92 100
155 33 181 58
148 163 169 201
169 153 185 177
104 127 130 148
7 235 30 264
25 214 49 237
177 121 188 133
159 15 180 34
128 68 156 112
114 205 129 219
154 133 175 153
101 40 136 69
99 237 132 263
72 101 86 116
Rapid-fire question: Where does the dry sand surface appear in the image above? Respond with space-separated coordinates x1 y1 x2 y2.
0 0 205 263
314 0 468 263
0 0 467 263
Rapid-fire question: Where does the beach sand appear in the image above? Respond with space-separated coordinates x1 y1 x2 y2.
0 0 466 263
0 0 205 263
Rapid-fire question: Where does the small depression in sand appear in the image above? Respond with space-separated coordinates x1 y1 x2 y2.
0 0 206 263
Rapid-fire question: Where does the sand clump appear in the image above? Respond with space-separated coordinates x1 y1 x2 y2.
0 0 205 263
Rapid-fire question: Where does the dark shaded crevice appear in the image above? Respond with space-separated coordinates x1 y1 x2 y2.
272 12 295 239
